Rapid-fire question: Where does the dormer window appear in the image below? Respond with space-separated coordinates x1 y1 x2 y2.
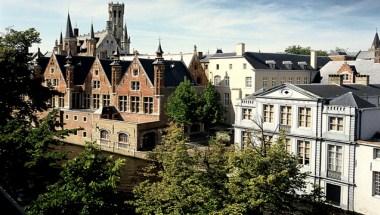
298 61 307 70
265 60 276 69
343 74 349 80
282 61 293 70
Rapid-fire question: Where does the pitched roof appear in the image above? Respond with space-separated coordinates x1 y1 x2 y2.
372 32 380 50
296 84 380 99
55 54 96 85
138 58 192 87
330 92 375 108
65 13 74 38
99 59 131 83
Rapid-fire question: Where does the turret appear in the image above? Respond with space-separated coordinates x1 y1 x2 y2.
64 50 74 88
86 23 97 57
110 48 122 93
153 40 165 95
63 13 77 55
108 2 124 45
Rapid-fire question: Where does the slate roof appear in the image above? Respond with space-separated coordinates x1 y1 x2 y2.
138 58 192 87
356 50 375 60
296 84 380 99
55 54 96 85
37 56 50 72
99 59 131 83
329 92 375 108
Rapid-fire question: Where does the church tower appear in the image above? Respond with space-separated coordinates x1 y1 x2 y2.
371 31 380 63
108 2 124 46
121 24 131 54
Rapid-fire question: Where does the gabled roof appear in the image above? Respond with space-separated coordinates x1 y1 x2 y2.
330 92 375 108
55 54 96 85
99 59 131 83
296 84 380 99
138 58 193 87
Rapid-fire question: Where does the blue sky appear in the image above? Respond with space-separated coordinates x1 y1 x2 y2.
1 0 380 54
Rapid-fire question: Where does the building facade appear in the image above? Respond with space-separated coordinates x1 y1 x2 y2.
202 43 330 124
53 2 131 59
38 43 195 156
234 81 380 214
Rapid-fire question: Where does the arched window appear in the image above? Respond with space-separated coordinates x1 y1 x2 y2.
118 133 128 143
214 75 221 86
100 130 109 140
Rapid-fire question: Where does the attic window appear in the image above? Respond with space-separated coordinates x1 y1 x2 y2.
282 61 292 70
298 61 307 70
265 60 276 69
133 69 139 76
95 70 99 75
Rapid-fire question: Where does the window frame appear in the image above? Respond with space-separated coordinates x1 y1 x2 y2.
280 106 292 126
263 104 274 123
298 107 311 128
245 77 252 88
297 140 310 165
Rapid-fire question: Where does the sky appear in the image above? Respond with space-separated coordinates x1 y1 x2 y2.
1 0 380 55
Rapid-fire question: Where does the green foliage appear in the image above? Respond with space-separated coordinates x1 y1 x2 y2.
0 28 51 125
0 110 71 205
285 45 328 56
199 83 223 128
27 143 126 215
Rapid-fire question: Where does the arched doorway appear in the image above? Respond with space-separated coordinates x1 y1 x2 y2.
141 132 156 151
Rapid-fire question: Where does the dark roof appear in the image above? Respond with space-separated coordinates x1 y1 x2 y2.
329 92 375 108
138 58 192 87
37 56 50 71
244 52 330 70
296 84 380 99
65 13 74 38
55 54 96 85
372 32 380 49
100 59 131 83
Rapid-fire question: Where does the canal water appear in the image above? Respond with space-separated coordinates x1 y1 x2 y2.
55 144 152 192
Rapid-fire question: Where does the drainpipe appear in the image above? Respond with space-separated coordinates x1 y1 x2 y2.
319 100 323 189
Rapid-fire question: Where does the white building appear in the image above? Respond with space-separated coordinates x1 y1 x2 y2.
202 43 330 124
233 81 380 214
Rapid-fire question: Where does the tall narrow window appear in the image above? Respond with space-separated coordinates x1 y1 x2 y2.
271 77 277 86
100 130 109 145
263 104 274 123
93 94 100 109
92 80 100 88
303 77 308 84
296 77 301 84
298 107 311 128
327 145 343 180
131 81 140 90
225 75 230 86
84 94 91 108
297 140 310 165
216 64 219 70
280 106 292 126
102 95 110 107
243 63 247 69
131 96 140 113
242 131 251 145
143 97 153 114
329 117 344 131
224 93 230 106
374 171 380 196
285 139 292 153
59 94 65 107
262 77 268 88
245 77 252 87
119 96 128 112
229 64 232 69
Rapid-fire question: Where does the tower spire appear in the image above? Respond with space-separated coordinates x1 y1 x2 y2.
65 12 74 38
156 38 164 58
90 23 95 39
59 32 63 44
371 31 380 50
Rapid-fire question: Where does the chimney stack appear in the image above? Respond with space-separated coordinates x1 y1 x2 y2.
310 50 317 69
236 43 245 56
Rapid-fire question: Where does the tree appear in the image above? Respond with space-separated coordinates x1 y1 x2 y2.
27 143 126 215
199 83 223 129
285 45 328 56
0 28 51 125
166 79 200 125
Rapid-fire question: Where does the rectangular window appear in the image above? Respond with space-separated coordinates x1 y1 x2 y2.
119 96 128 112
52 79 58 86
224 93 230 106
51 95 56 108
243 63 247 69
131 96 140 113
281 77 286 84
143 97 153 114
245 77 252 87
92 80 100 88
375 148 380 159
271 77 276 86
297 140 310 165
242 131 251 144
327 145 343 180
229 64 232 69
263 104 274 123
131 81 140 90
102 95 110 107
242 108 252 120
83 131 87 137
303 77 308 84
92 94 100 109
73 115 78 121
225 76 230 86
296 77 301 84
329 117 344 131
58 94 64 107
374 171 380 196
298 107 311 128
216 64 219 70
285 139 291 153
50 68 54 73
262 77 268 88
280 106 292 126
326 183 341 205
288 77 293 84
83 117 87 122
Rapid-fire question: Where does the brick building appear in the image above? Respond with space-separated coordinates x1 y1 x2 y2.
38 42 195 154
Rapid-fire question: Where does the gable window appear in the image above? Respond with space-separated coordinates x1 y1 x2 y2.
214 75 221 86
245 77 252 87
216 64 219 70
102 95 110 107
133 69 139 76
143 97 153 114
329 117 344 131
95 70 99 76
297 140 310 165
242 108 252 120
225 75 230 86
131 81 140 90
224 93 230 106
374 171 380 196
343 74 349 80
131 96 140 113
298 61 307 70
280 106 292 126
119 96 128 112
93 94 100 109
92 80 100 88
298 107 311 128
243 63 247 69
265 60 276 69
83 116 87 122
263 104 274 123
50 68 54 73
327 145 343 180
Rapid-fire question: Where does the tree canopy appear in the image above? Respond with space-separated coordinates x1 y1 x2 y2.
285 45 328 56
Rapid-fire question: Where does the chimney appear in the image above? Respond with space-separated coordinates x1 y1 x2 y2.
310 50 317 69
355 74 370 85
110 49 121 93
74 28 79 37
236 43 245 56
328 74 344 85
